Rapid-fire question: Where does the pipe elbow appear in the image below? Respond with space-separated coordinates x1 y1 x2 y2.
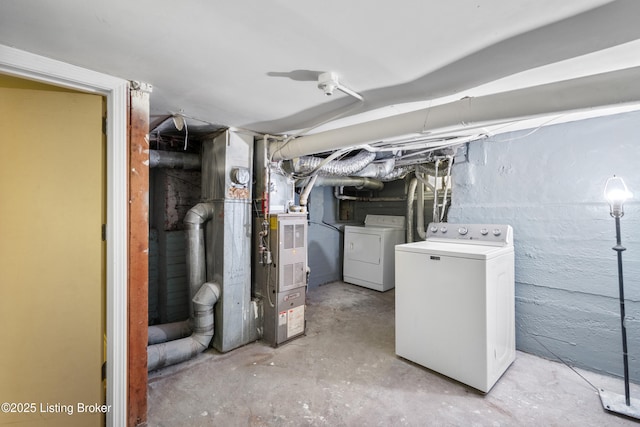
354 177 384 191
184 202 215 227
193 282 221 306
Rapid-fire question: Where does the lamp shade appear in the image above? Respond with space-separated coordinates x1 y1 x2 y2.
605 176 632 217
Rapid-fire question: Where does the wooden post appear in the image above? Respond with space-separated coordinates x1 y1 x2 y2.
128 83 150 426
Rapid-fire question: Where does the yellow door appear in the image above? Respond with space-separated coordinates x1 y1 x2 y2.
0 75 105 426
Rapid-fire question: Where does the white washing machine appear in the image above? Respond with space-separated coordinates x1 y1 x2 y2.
343 215 406 292
395 223 515 393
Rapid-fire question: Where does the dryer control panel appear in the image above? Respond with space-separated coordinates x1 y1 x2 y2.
427 222 513 246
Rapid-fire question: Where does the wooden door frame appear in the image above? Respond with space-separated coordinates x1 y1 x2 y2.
0 44 132 426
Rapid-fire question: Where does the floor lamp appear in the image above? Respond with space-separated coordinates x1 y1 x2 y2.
599 175 640 419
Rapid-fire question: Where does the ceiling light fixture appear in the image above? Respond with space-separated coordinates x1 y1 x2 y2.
317 71 363 101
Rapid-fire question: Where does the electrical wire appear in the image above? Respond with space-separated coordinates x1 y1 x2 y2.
439 155 453 222
309 220 343 233
518 319 599 392
488 114 567 143
182 118 189 150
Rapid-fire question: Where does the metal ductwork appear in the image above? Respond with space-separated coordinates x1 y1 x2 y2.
149 149 201 169
201 130 257 352
147 129 257 370
148 320 191 345
284 150 376 176
380 165 415 182
354 159 395 179
270 67 640 161
147 282 220 371
184 202 216 319
147 202 217 371
297 176 384 191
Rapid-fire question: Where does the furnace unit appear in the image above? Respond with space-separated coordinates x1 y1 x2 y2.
254 212 308 346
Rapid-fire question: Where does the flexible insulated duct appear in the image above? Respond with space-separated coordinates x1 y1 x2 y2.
380 166 415 182
147 282 220 371
354 159 395 179
270 67 640 161
285 150 376 176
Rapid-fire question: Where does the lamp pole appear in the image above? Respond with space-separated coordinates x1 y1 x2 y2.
612 214 630 405
599 175 639 419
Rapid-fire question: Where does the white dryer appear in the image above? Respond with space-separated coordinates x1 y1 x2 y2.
343 215 405 292
395 223 515 393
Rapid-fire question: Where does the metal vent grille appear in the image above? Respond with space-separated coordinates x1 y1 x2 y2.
283 263 293 287
295 262 305 285
284 224 294 249
295 224 305 248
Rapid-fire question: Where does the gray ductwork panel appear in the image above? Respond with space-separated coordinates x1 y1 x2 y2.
207 199 256 351
270 67 640 161
202 131 258 353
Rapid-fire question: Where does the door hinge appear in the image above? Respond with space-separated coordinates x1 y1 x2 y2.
102 224 107 241
102 117 107 135
102 361 106 381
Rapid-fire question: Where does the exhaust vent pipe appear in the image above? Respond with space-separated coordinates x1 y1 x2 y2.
147 282 220 371
147 202 217 371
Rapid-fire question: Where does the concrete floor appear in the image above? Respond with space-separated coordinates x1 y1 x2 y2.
147 281 639 426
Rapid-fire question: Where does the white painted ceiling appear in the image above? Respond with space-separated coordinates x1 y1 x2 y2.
2 0 640 136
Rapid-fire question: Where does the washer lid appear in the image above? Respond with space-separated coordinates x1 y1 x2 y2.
395 240 513 260
365 215 405 229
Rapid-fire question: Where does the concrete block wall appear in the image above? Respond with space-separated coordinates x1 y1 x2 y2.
448 110 640 382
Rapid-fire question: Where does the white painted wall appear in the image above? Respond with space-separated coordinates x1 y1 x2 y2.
448 110 640 381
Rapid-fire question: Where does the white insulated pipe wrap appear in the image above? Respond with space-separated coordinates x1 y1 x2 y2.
271 67 640 161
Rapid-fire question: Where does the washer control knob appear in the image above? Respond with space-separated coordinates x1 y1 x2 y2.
440 226 448 233
430 225 439 233
458 227 468 235
480 228 489 235
492 228 502 236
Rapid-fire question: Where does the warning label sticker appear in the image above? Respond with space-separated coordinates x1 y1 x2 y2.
278 311 287 326
287 305 305 337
